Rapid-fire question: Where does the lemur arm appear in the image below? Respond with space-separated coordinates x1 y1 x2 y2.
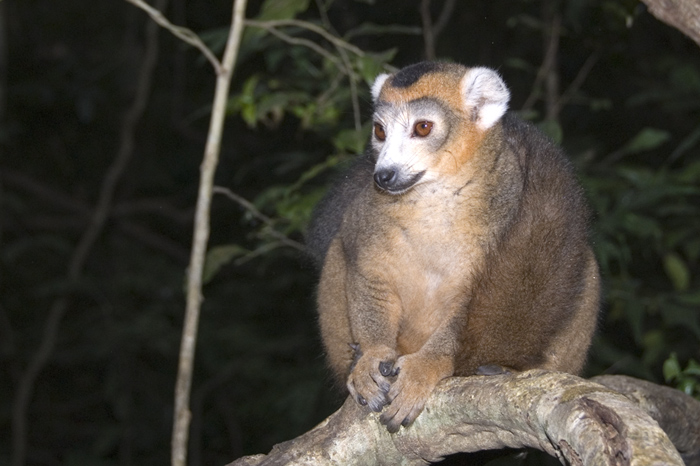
343 268 402 412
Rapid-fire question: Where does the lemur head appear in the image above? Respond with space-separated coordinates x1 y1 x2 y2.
369 62 510 194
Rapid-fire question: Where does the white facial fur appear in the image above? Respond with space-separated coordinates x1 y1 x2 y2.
371 99 452 192
368 66 510 194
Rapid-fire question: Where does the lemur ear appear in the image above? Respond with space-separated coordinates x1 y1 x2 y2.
371 73 390 103
460 67 510 131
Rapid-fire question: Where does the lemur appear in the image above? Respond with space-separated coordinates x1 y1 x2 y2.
306 62 600 433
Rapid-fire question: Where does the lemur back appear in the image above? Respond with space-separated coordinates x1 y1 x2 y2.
307 62 600 433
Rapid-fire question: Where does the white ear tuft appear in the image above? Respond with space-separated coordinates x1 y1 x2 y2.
371 73 390 103
461 67 510 130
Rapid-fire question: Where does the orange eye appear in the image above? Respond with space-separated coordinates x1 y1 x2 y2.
374 123 386 141
413 120 433 137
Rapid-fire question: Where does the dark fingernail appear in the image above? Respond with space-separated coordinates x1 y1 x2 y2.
379 361 394 377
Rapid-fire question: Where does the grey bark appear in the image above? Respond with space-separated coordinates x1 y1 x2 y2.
227 370 699 466
641 0 700 48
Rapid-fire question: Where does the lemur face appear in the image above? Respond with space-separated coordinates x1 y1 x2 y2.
371 97 457 193
369 62 510 194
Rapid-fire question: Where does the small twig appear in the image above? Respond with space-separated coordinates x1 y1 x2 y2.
0 0 6 263
543 14 561 121
245 19 366 58
315 71 344 109
213 186 306 253
1 169 190 262
213 186 274 224
420 0 455 60
521 9 561 114
244 20 343 68
314 0 333 31
420 0 436 60
432 0 455 40
0 303 14 357
554 49 601 115
113 198 194 224
336 46 362 131
117 221 190 263
256 234 306 254
235 242 289 265
11 1 165 465
0 169 89 215
126 0 221 73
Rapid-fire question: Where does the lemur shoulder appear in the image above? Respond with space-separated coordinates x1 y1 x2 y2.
306 61 600 433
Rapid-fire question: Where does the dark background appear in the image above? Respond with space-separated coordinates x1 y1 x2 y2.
1 0 699 464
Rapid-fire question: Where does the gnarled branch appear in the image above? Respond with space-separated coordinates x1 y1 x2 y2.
227 371 699 466
641 0 700 48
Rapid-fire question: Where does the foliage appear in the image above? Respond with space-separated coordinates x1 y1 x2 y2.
664 353 700 399
1 0 699 464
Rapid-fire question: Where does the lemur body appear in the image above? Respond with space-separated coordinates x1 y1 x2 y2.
306 62 600 433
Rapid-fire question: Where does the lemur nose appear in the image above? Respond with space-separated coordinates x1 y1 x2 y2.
374 168 397 190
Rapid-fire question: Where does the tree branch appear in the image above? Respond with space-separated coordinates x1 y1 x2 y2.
592 375 700 465
432 0 455 41
212 186 306 253
226 371 697 466
125 0 222 73
521 5 561 115
171 0 248 465
1 169 191 262
555 48 601 115
419 0 455 61
641 0 700 48
420 0 436 61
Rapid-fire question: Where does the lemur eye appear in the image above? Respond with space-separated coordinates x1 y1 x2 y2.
374 122 386 141
413 120 433 137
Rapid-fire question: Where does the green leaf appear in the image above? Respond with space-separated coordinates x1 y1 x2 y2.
621 212 662 240
229 75 261 127
641 329 666 366
332 127 369 154
670 63 700 93
355 49 397 84
623 296 646 344
290 154 348 191
663 353 681 382
537 119 563 144
662 302 700 339
256 0 310 20
617 127 671 156
679 378 697 396
202 245 248 285
686 359 700 376
663 252 691 291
